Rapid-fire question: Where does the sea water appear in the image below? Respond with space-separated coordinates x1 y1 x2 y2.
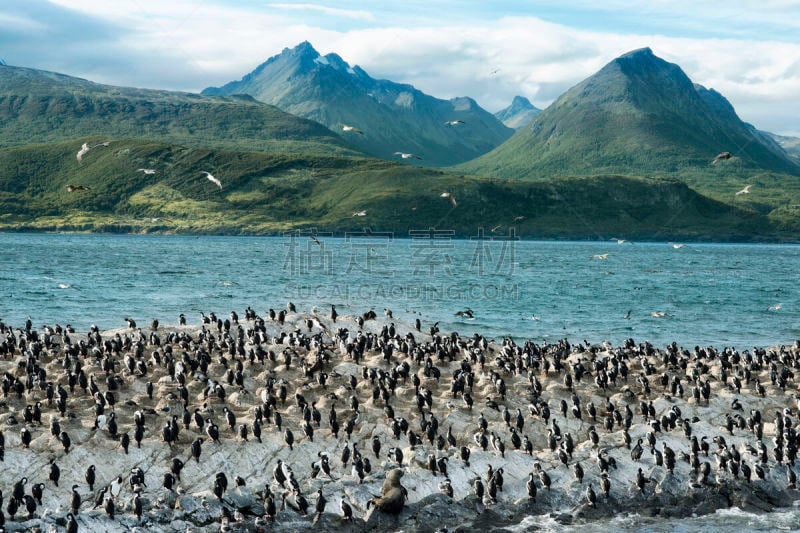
0 233 799 349
509 504 800 531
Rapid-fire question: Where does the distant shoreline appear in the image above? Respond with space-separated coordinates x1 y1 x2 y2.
1 228 798 244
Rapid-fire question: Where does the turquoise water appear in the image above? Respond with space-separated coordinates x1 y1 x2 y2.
511 505 800 532
1 233 799 348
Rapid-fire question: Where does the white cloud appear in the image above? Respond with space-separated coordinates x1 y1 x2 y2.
0 12 45 31
321 19 800 134
267 3 375 21
10 1 800 136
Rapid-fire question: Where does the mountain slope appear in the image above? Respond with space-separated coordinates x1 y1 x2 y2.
0 138 778 239
0 64 357 156
203 42 513 166
494 96 541 129
461 48 800 179
765 132 800 161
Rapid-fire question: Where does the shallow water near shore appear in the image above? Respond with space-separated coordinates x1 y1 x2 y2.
510 504 800 532
1 233 799 348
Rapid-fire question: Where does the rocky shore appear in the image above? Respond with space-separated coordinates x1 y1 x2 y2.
1 309 799 532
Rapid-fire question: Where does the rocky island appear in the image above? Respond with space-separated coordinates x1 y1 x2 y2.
0 308 798 532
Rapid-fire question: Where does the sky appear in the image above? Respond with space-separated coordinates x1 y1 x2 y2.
2 0 799 135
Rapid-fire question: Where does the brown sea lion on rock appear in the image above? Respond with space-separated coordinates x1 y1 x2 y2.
368 468 407 514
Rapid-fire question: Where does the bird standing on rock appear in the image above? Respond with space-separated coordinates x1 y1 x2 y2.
315 487 327 518
70 485 81 513
586 484 597 507
340 499 353 521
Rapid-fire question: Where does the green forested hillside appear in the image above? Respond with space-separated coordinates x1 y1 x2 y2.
0 138 772 239
0 65 357 156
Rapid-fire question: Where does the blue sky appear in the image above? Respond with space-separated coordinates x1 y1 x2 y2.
2 1 799 134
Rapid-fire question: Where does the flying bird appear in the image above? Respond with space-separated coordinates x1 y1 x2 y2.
137 169 158 175
66 185 91 193
394 152 422 160
76 141 111 164
592 253 609 260
712 152 732 165
445 120 465 126
342 125 364 134
76 143 90 163
670 243 685 249
767 303 782 312
310 235 321 247
352 210 367 217
735 185 752 196
201 171 222 189
440 192 457 207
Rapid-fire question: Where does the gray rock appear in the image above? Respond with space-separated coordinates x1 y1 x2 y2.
227 486 260 512
173 492 217 527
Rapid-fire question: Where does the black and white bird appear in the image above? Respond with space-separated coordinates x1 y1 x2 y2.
586 483 597 507
340 498 353 521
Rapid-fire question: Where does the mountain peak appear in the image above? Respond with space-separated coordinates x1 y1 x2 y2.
605 47 685 85
608 47 675 74
618 47 654 60
466 47 799 177
292 41 319 55
507 96 537 113
494 95 541 129
203 42 513 165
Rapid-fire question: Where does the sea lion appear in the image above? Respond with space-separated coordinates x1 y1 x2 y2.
368 468 407 514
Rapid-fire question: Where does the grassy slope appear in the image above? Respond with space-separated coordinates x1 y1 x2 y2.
0 65 356 156
0 139 772 240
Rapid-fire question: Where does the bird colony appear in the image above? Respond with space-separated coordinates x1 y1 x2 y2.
0 307 799 532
